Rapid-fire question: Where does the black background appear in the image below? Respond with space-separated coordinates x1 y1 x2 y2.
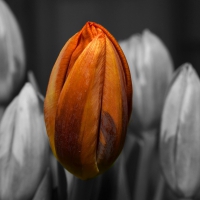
4 0 200 95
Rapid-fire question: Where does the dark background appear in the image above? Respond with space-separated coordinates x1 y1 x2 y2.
4 0 200 95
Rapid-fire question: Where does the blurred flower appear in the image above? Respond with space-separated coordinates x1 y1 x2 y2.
119 30 173 134
32 168 52 200
0 83 49 200
44 21 132 180
0 106 5 122
0 1 25 104
160 64 200 198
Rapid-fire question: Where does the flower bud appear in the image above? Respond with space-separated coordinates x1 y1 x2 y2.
159 64 200 198
44 21 132 180
119 30 173 133
0 83 49 200
0 1 25 103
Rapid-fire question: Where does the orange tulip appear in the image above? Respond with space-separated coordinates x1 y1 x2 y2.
44 21 132 180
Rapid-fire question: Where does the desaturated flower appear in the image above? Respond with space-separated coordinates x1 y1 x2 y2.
0 83 49 200
120 30 173 134
0 1 25 104
160 64 200 198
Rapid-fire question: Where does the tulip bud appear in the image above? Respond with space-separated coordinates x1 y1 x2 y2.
159 64 200 198
0 1 25 104
44 21 132 180
0 83 49 200
119 30 173 133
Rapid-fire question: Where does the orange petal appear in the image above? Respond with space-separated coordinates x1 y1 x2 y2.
94 22 132 120
44 32 81 156
96 36 128 172
67 22 103 77
55 34 106 180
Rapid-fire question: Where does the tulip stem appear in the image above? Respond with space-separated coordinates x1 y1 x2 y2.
69 177 95 200
180 199 193 200
133 129 157 200
153 174 165 200
116 155 131 200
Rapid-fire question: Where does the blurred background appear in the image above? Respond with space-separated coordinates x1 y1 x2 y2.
4 0 200 95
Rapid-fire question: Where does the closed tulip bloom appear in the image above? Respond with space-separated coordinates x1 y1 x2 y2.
160 64 200 198
44 21 132 180
0 1 25 103
119 30 173 133
0 83 49 200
